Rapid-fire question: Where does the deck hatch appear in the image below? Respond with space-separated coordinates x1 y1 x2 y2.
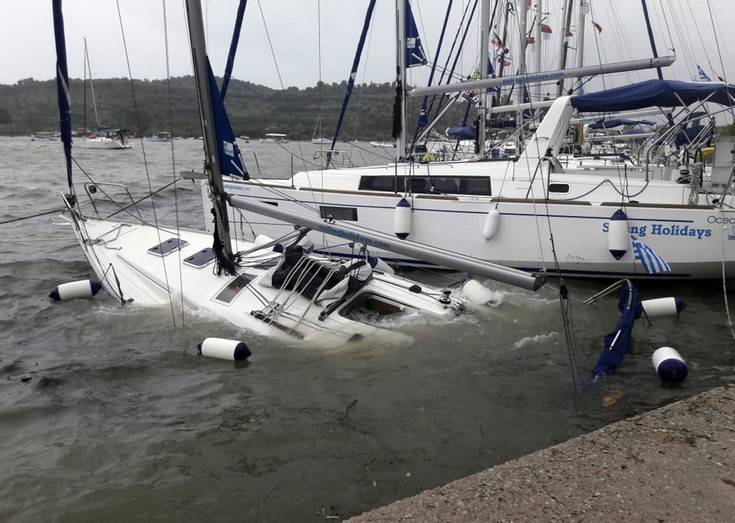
183 247 216 268
147 238 189 257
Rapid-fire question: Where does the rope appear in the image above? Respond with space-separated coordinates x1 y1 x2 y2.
162 0 185 326
0 207 66 226
115 0 176 326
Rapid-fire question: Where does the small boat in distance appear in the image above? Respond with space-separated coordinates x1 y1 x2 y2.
370 141 395 148
260 132 288 143
31 131 60 142
150 131 173 142
82 128 133 150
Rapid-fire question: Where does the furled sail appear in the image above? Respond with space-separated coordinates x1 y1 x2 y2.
405 0 427 68
220 0 247 99
330 0 377 152
52 0 73 194
207 61 247 179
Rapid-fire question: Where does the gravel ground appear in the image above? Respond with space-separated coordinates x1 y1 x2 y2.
347 384 735 522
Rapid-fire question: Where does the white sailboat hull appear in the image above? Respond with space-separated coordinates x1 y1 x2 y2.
66 215 462 346
81 137 133 150
213 178 735 279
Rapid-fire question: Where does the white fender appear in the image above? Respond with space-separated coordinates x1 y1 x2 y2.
482 208 501 240
642 297 686 318
394 198 412 239
652 347 688 383
198 337 251 361
608 209 629 260
49 279 102 301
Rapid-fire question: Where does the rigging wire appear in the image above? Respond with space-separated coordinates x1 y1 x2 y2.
255 0 285 90
115 0 177 326
162 0 185 326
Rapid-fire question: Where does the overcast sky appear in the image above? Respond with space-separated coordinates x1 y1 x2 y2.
1 0 733 92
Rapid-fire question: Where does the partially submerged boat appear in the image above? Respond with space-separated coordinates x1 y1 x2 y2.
49 0 540 348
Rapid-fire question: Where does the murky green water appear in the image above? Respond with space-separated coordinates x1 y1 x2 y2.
1 136 733 521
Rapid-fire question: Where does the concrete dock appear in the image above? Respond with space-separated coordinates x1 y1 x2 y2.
347 385 735 522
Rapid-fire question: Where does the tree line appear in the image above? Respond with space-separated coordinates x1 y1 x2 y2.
0 77 469 140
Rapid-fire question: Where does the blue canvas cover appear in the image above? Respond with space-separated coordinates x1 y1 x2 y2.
592 281 643 377
588 118 656 129
52 0 73 192
405 0 427 68
207 61 246 178
572 79 735 113
446 126 475 139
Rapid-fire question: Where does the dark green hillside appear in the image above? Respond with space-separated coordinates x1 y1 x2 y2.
0 77 469 140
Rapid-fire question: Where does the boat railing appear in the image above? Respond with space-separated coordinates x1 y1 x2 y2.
82 181 143 220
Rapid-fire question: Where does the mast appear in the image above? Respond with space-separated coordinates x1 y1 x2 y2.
556 0 574 96
575 0 586 85
640 0 664 80
184 0 237 275
516 0 528 105
52 0 74 197
516 0 528 147
83 39 100 128
477 0 490 158
82 38 87 133
395 0 408 160
534 0 543 101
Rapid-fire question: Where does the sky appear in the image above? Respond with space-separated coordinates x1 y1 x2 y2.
1 0 734 92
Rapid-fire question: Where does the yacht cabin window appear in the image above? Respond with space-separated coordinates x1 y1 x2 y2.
358 176 491 196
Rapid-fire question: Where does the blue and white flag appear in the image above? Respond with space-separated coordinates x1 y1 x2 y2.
631 235 671 274
696 64 711 82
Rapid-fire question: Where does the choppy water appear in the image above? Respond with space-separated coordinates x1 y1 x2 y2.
1 136 734 521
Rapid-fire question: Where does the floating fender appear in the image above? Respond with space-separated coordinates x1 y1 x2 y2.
652 347 688 384
608 209 629 260
49 279 102 301
394 197 412 239
197 337 251 362
482 208 501 241
641 297 687 318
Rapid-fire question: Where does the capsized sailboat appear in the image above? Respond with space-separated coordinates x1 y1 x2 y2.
50 0 542 348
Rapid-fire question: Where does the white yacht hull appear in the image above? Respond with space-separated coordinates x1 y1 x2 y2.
65 214 462 347
212 179 735 279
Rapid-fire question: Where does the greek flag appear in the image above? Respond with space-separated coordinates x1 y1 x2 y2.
696 64 712 82
631 235 671 274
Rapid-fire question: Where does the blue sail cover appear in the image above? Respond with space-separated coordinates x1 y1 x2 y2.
405 0 427 68
446 126 475 139
588 118 656 129
592 281 643 377
220 0 247 99
331 0 377 150
572 79 735 113
52 0 73 192
207 61 247 178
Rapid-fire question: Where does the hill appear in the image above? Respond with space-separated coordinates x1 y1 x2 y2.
0 77 468 140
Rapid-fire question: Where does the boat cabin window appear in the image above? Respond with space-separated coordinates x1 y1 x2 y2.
358 176 491 196
148 238 189 257
214 273 255 304
319 206 358 221
548 183 570 194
